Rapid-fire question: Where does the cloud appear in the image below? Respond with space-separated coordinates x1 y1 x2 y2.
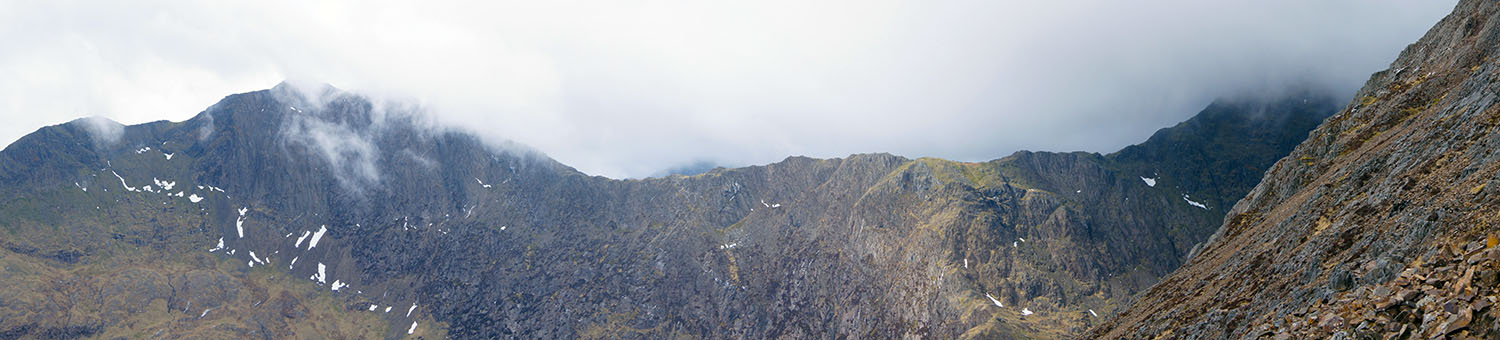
271 83 393 194
71 116 124 150
0 0 1459 178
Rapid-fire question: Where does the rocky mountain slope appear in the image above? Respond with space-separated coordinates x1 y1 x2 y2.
1091 1 1500 339
0 81 1334 338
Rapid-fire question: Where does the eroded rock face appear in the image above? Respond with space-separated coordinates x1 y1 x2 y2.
0 82 1333 338
1093 1 1500 339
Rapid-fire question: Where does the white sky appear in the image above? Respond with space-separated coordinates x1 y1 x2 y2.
0 0 1457 178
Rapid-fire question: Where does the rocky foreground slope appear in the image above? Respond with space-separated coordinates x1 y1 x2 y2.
0 81 1333 338
1091 1 1500 339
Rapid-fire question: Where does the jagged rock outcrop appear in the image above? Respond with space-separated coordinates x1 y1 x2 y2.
1092 1 1500 339
0 82 1334 338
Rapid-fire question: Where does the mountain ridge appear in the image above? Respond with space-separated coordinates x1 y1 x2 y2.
1092 1 1500 338
0 80 1337 338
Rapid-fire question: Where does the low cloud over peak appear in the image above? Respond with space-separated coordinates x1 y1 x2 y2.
0 0 1458 178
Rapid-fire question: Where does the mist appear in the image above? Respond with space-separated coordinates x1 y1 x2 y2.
0 1 1458 178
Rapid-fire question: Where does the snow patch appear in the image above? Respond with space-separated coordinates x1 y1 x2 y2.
297 229 315 245
235 207 249 238
249 251 264 264
369 304 378 311
308 225 327 249
314 263 327 284
1089 309 1098 317
385 306 393 313
332 280 348 291
1182 195 1208 209
476 177 492 188
111 170 137 191
986 293 1004 308
200 308 212 318
153 177 176 191
1021 308 1033 316
408 322 418 334
208 237 225 252
1141 177 1157 187
289 256 299 269
294 230 311 248
189 194 203 203
407 304 417 317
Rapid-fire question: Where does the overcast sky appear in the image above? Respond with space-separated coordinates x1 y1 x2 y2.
0 1 1458 178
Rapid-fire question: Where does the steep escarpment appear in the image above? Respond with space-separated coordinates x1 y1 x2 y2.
0 82 1334 338
1093 1 1500 339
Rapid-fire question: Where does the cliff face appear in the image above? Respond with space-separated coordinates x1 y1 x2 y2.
0 82 1334 338
1093 1 1500 339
